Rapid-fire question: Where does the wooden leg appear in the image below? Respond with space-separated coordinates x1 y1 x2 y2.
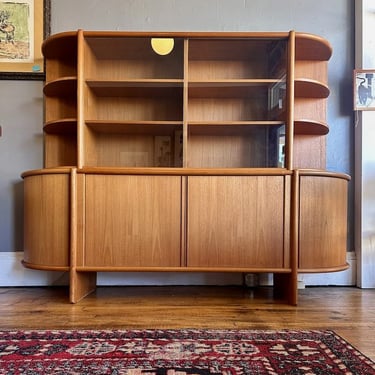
273 273 298 305
69 170 96 303
70 270 97 303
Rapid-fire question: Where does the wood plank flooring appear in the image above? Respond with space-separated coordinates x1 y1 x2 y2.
0 285 374 360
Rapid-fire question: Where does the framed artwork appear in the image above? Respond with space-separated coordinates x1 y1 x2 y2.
354 69 375 111
0 0 50 80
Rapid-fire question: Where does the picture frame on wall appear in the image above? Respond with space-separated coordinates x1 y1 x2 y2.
0 0 50 80
354 69 375 111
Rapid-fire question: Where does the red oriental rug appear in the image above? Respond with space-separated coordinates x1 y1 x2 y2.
0 329 374 374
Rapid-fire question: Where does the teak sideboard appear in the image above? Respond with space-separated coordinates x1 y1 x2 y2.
21 30 350 304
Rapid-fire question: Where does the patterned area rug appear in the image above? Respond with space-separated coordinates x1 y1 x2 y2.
0 329 374 374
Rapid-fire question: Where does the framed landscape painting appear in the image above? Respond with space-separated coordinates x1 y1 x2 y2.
0 0 50 80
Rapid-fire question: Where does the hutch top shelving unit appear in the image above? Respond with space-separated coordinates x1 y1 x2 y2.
42 30 332 170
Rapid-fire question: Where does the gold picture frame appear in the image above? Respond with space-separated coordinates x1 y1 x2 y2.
354 69 375 111
0 0 50 80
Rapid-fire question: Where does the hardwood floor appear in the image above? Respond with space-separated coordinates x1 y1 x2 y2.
0 285 374 361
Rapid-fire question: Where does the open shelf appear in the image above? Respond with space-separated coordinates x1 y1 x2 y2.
294 120 329 135
295 79 330 98
86 79 184 97
85 120 182 135
44 119 77 134
188 121 284 135
84 36 184 80
44 77 77 96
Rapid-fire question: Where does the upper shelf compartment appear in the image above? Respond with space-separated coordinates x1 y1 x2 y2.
85 79 183 97
42 31 78 58
293 33 331 135
42 32 78 82
188 38 288 80
83 36 184 80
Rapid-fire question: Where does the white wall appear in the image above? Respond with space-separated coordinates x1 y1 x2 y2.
355 0 375 288
0 81 43 253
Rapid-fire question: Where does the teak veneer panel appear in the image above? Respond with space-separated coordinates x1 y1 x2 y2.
44 133 78 168
298 174 349 272
85 94 183 122
294 60 328 85
187 131 277 168
44 95 77 123
23 173 70 269
293 135 326 169
83 174 182 268
187 175 290 269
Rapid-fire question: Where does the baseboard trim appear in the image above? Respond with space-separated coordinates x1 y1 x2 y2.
0 252 356 287
298 252 357 287
0 252 242 286
0 252 68 286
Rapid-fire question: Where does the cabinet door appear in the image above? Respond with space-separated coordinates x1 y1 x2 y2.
299 175 348 271
23 173 70 268
84 175 182 267
187 176 288 269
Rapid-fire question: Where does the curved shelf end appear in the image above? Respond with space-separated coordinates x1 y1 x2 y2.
294 119 329 135
42 31 78 58
295 32 332 61
44 119 77 134
44 77 77 96
295 79 330 98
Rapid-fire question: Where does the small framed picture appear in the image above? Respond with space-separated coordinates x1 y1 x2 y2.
354 69 375 111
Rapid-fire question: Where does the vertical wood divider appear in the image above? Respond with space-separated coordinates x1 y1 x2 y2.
69 167 96 303
77 29 85 169
69 167 78 302
286 30 296 171
274 32 298 304
183 38 189 168
289 169 300 305
283 175 291 268
286 30 298 305
69 30 97 302
180 176 187 266
181 38 189 266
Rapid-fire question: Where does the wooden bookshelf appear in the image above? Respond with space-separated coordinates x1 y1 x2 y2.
22 31 350 304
